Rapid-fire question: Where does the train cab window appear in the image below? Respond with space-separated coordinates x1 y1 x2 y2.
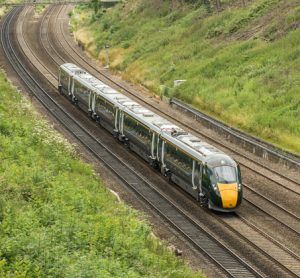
213 166 237 184
165 143 192 173
124 115 152 144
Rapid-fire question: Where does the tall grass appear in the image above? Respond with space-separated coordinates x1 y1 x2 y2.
71 0 300 154
0 71 203 277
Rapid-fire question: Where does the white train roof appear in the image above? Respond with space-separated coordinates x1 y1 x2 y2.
60 63 236 166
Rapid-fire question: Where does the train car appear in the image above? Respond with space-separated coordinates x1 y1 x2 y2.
58 63 243 212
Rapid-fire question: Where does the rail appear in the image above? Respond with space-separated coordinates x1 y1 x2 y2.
170 97 300 170
0 7 262 277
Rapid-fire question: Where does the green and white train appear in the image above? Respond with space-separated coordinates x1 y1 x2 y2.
58 63 243 212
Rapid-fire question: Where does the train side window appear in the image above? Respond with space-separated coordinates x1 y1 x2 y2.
74 81 89 103
165 143 192 173
124 115 152 144
95 96 114 120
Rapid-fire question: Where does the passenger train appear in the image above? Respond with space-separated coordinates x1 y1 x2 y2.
58 63 242 212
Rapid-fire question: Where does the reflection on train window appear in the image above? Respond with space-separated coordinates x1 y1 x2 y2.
95 96 114 121
165 143 192 173
60 69 69 89
124 115 152 144
213 166 237 184
74 81 89 104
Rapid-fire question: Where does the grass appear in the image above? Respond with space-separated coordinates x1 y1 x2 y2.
0 70 203 277
70 0 300 154
34 4 47 14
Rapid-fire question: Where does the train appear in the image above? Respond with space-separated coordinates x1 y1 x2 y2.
58 63 243 212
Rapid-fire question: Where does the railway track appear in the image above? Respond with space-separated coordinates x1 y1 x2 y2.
243 182 300 235
40 4 300 226
49 5 300 202
170 98 300 169
214 212 300 277
4 5 300 276
58 6 300 188
29 4 300 274
1 6 266 277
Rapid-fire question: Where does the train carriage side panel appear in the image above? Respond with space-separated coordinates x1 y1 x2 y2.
94 94 116 133
123 113 153 162
59 67 70 97
162 140 199 200
73 79 90 112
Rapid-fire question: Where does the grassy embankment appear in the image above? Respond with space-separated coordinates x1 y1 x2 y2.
70 0 300 154
0 71 203 277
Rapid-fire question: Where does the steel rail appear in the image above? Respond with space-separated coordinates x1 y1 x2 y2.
170 97 300 167
1 7 262 278
243 183 300 236
41 3 300 242
54 5 300 195
214 212 300 277
16 5 300 277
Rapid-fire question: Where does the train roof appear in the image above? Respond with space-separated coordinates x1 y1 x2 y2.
60 63 237 166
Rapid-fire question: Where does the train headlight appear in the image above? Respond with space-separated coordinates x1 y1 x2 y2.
212 184 220 196
238 184 242 191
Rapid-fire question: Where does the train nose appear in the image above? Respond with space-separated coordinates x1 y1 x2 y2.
217 183 238 209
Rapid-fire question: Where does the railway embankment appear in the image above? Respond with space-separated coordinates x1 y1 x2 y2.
70 0 300 155
0 71 202 277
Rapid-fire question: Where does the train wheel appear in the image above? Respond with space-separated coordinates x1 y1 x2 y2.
199 193 208 207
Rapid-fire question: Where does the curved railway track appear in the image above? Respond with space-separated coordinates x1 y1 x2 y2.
54 6 300 195
43 7 300 224
243 182 300 235
214 212 300 277
22 4 300 273
3 5 300 277
1 6 266 277
38 4 300 233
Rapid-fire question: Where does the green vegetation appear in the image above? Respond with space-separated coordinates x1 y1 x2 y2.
0 70 203 277
70 0 300 154
34 4 47 14
0 4 9 17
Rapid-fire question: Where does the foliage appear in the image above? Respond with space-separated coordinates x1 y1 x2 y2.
0 71 203 277
71 0 300 154
34 4 47 14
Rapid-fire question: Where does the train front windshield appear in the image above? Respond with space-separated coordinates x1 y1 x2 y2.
213 166 237 184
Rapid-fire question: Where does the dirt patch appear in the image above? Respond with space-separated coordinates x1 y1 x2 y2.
229 0 300 41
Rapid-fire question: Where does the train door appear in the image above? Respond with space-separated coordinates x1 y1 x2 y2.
88 91 93 112
156 136 162 163
199 163 203 195
91 93 96 115
160 140 166 173
151 132 157 160
114 107 119 133
114 108 124 135
192 160 198 191
68 76 72 95
190 161 204 200
70 77 75 99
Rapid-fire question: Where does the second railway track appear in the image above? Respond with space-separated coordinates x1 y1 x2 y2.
39 2 300 236
1 6 266 277
56 5 300 192
2 5 300 277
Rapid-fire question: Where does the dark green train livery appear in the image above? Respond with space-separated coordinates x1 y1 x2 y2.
59 63 243 212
